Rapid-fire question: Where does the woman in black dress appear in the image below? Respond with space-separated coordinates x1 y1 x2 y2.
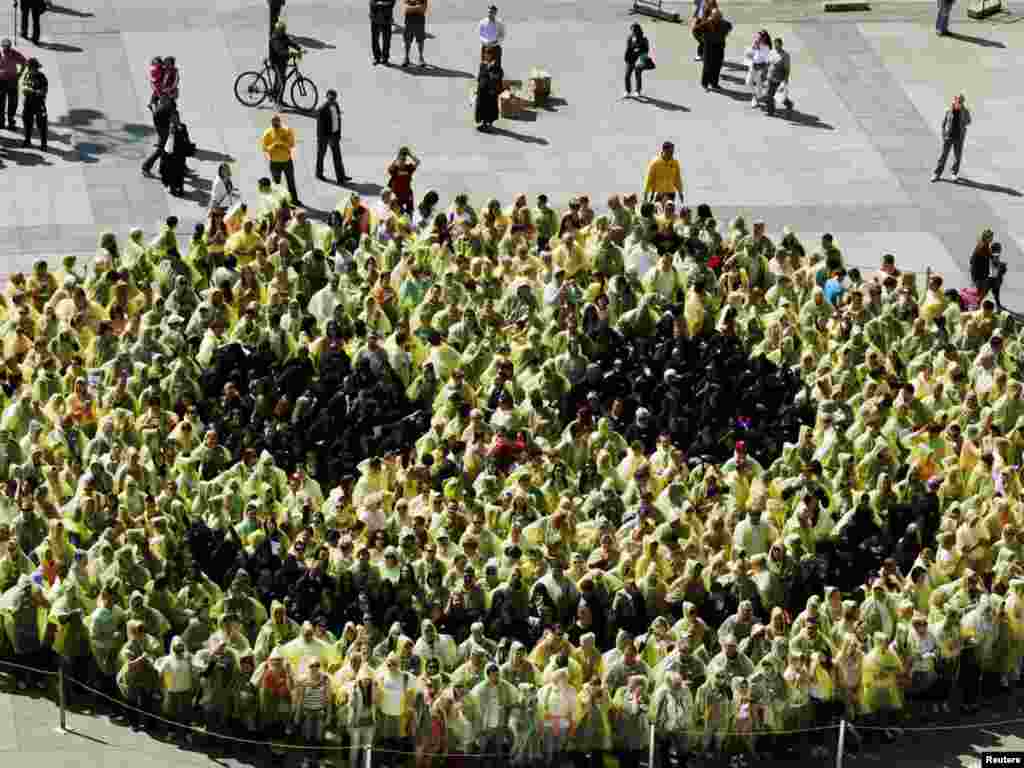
159 115 191 196
694 7 731 91
475 51 503 132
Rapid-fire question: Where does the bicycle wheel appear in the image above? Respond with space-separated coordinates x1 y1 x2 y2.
234 71 270 108
289 75 319 113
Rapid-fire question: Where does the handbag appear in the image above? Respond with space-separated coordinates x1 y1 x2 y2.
638 54 656 71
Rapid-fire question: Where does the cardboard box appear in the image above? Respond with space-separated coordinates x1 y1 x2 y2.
499 90 525 118
527 75 552 106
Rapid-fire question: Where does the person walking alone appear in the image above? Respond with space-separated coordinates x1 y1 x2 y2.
694 8 730 92
970 229 994 300
479 5 505 66
0 39 27 131
763 37 793 116
622 23 649 100
20 57 47 151
262 114 301 206
643 141 683 204
401 0 428 67
931 93 970 182
370 0 397 65
316 90 350 184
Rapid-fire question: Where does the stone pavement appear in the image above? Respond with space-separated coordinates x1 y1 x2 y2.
0 0 1022 306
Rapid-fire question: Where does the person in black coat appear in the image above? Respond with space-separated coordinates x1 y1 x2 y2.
623 23 649 99
19 0 46 45
694 8 730 91
160 118 193 196
142 95 176 176
315 89 350 184
474 53 502 131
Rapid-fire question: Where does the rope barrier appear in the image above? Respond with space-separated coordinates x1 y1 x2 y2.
2 655 1024 751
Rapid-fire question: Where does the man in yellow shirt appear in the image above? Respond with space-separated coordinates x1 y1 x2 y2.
643 140 683 203
261 114 301 206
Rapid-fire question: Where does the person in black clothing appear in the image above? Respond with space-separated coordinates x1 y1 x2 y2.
623 23 649 99
931 93 971 182
474 51 502 131
989 242 1007 310
694 7 730 91
142 95 176 176
20 57 47 150
370 0 396 65
160 117 194 197
269 22 301 104
316 89 350 184
969 228 994 299
18 0 45 45
268 0 286 33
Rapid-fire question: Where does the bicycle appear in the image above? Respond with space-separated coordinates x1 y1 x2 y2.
234 50 319 113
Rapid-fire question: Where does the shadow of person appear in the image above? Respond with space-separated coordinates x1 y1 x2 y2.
43 4 95 16
36 41 84 53
947 32 1005 48
951 178 1022 196
719 73 745 85
0 145 54 166
721 61 746 71
340 180 386 196
487 126 548 145
778 108 834 130
397 63 474 79
292 36 338 50
193 148 235 163
710 85 749 102
639 96 690 112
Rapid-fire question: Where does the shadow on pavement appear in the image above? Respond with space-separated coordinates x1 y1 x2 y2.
341 180 386 196
36 41 84 53
292 35 337 50
397 63 474 79
640 96 690 112
539 96 567 112
950 178 1022 196
778 108 834 130
948 32 1006 48
45 4 96 16
488 126 548 145
711 84 750 102
193 148 235 163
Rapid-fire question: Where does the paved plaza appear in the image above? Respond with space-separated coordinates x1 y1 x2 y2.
0 0 1022 302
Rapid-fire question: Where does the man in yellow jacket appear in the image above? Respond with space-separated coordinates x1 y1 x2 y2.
261 114 301 206
643 140 683 203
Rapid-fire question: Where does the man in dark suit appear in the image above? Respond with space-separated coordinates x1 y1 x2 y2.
316 89 350 184
18 0 46 45
141 95 177 177
370 0 396 65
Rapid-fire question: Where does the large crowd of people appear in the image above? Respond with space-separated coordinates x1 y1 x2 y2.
0 169 1018 768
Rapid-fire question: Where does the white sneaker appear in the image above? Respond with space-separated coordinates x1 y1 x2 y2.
751 97 759 107
622 91 632 99
931 174 940 182
694 54 702 61
952 173 959 181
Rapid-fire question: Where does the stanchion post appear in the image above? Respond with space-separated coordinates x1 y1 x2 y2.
835 718 846 768
364 743 372 768
55 665 68 734
648 722 656 768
